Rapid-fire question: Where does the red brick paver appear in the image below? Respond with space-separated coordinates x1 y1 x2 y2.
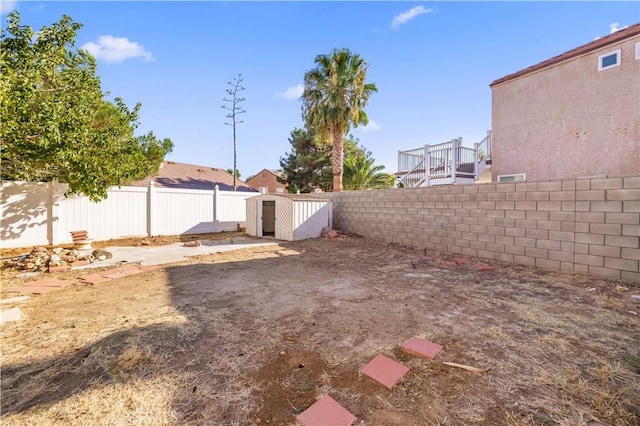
296 395 357 426
79 273 112 284
436 260 457 268
402 337 443 360
454 257 471 264
361 354 409 390
475 264 496 271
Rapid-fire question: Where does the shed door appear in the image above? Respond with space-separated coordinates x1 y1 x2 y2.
262 201 276 236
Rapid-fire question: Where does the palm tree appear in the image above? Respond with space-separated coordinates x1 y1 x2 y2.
302 48 377 192
343 153 393 190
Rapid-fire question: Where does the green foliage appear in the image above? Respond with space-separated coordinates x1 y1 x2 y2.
302 48 377 191
343 151 394 191
278 128 364 193
225 168 241 179
0 12 173 201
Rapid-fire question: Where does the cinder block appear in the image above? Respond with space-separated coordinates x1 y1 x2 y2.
562 180 577 191
589 245 621 258
604 257 639 272
561 262 575 272
469 240 486 250
538 181 563 191
622 224 640 237
607 189 640 201
476 250 496 260
497 183 516 192
549 250 574 262
576 190 606 201
526 247 548 259
495 218 515 227
527 192 550 201
574 243 589 254
550 211 575 221
576 212 605 223
526 211 549 221
461 247 478 257
506 192 527 201
621 248 640 261
515 201 537 211
514 255 536 266
516 219 537 229
495 235 515 245
516 182 538 192
486 242 505 253
621 271 640 282
606 213 640 225
590 223 622 235
505 244 526 255
561 222 575 233
590 178 623 190
575 233 604 245
487 226 506 236
574 264 589 274
575 254 604 267
623 177 640 189
591 201 624 213
478 217 496 226
605 235 639 248
537 220 562 231
575 222 590 233
550 191 576 201
478 233 496 243
486 210 506 218
495 201 515 210
624 201 640 213
537 239 561 250
525 229 549 240
494 252 514 263
588 266 621 281
514 237 536 247
537 201 562 211
487 192 507 201
575 180 591 190
536 258 561 271
478 201 496 210
506 210 526 219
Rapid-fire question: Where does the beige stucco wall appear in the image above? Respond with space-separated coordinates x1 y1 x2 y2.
492 36 640 182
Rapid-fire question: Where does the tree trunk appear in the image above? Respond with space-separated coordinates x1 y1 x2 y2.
332 127 343 192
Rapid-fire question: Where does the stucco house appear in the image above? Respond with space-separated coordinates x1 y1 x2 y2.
490 23 640 182
246 169 287 193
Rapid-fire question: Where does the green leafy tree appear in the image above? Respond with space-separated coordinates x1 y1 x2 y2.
302 48 377 192
343 151 394 190
0 12 173 201
279 128 364 193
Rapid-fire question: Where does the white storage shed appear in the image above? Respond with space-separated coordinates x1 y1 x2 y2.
245 194 332 241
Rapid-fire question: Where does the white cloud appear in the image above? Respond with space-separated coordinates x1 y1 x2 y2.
391 5 433 30
1 0 17 14
609 22 628 33
82 35 154 63
358 120 381 133
275 84 304 100
30 4 45 12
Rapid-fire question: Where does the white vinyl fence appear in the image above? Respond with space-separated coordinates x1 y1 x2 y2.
0 181 256 249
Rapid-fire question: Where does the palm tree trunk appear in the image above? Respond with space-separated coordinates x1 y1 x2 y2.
332 127 343 192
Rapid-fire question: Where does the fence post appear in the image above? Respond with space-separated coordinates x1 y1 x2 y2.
474 142 480 180
213 184 220 231
47 181 55 245
425 145 431 187
147 180 156 237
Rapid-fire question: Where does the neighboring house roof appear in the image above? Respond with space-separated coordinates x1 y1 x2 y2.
248 169 286 180
248 193 328 201
129 161 258 192
490 23 640 87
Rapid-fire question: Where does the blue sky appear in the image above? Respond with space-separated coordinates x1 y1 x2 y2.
2 1 638 179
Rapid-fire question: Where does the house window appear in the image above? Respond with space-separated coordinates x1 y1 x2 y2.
598 49 621 71
636 42 640 60
497 173 526 183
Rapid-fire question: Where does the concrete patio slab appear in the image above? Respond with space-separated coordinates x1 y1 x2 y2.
296 395 357 426
79 273 112 284
0 296 30 305
362 354 410 390
402 337 443 360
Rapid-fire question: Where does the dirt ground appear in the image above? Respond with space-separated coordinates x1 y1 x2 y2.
1 235 639 425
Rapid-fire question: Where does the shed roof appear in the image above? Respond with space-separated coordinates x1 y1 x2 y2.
129 161 258 192
490 23 640 87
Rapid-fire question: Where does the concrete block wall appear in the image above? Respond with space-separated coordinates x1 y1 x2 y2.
319 176 640 283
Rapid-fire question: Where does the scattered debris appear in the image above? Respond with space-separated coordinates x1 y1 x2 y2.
327 230 339 239
1 246 103 273
0 307 21 324
616 285 629 292
92 249 113 261
475 264 496 272
631 295 640 300
183 240 202 247
0 296 30 305
442 361 490 374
